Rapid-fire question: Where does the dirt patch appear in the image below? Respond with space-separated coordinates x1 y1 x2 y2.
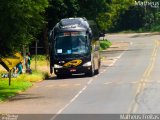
101 42 130 67
106 42 129 51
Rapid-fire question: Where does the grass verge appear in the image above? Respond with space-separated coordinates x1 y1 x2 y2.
0 79 32 102
0 71 46 102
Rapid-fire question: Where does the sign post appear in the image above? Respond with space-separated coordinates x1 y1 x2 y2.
9 70 11 86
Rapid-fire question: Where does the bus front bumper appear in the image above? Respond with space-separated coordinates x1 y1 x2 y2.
54 66 92 75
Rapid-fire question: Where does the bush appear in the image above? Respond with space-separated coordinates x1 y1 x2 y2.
100 39 112 50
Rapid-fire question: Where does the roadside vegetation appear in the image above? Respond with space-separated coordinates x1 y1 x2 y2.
0 60 49 102
0 40 112 102
0 72 44 102
0 77 32 102
100 40 112 51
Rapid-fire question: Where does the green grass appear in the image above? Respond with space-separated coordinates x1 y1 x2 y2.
23 70 47 82
0 71 46 102
0 79 32 102
31 55 47 61
100 39 112 50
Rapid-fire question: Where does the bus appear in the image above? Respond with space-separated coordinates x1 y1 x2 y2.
49 17 102 78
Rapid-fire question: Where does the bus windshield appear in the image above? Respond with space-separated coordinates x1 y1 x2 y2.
55 32 89 55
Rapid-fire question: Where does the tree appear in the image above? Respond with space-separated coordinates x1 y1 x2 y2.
47 0 79 30
115 0 160 32
96 0 135 31
76 0 134 31
0 0 48 57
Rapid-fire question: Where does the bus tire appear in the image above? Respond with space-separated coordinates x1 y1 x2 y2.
86 63 94 77
95 60 100 75
94 68 99 75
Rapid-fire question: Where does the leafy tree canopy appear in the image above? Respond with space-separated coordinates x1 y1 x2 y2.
1 0 160 57
0 0 48 57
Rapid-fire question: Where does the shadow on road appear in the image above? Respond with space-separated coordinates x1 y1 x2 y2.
9 93 43 101
46 74 88 81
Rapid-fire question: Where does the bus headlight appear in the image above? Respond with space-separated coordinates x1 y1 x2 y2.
54 64 63 68
83 61 92 67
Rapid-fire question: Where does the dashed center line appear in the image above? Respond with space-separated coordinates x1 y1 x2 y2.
104 82 113 85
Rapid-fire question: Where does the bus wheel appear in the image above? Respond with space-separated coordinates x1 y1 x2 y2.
86 64 94 77
95 61 100 75
94 68 99 75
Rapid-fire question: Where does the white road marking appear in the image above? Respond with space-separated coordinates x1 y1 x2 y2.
108 52 124 67
50 85 88 120
94 75 98 78
87 79 93 85
104 82 113 85
58 85 87 113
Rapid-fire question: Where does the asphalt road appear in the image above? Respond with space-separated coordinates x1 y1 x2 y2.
0 33 160 120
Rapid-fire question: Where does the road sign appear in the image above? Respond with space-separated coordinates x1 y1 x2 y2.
0 52 23 71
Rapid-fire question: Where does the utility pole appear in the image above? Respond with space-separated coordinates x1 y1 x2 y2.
35 41 38 71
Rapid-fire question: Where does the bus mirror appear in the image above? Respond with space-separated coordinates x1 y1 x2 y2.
48 30 55 42
89 33 93 39
48 30 52 41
